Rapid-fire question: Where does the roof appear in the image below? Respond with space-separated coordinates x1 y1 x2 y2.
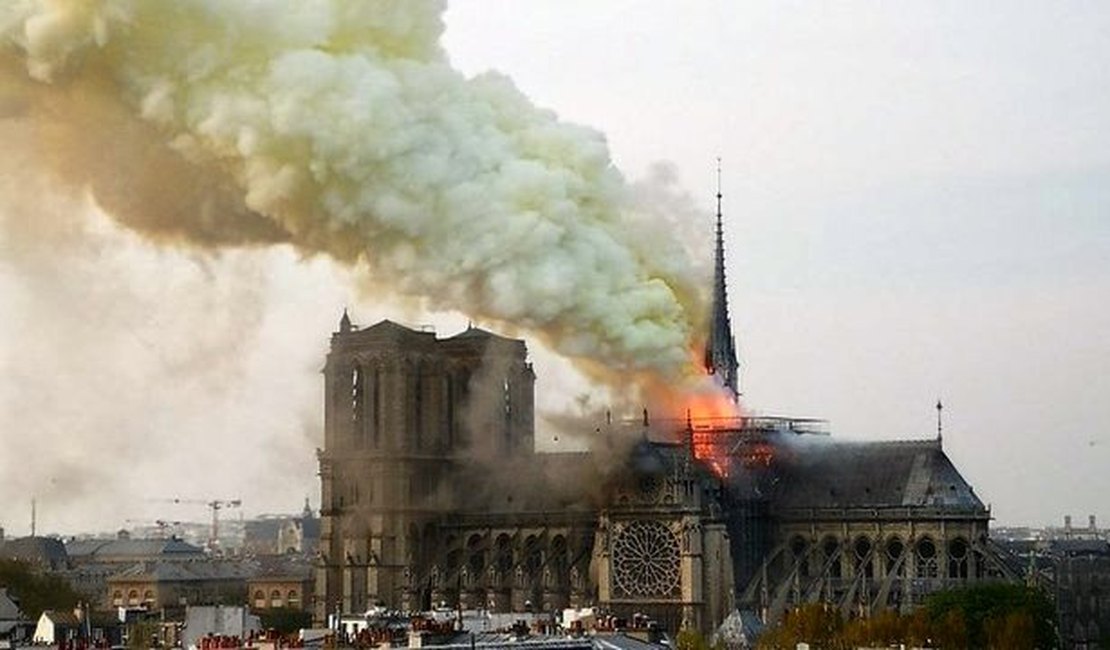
39 610 80 626
440 325 528 356
107 560 252 583
1050 539 1110 556
66 538 204 560
249 555 314 581
764 438 986 512
0 537 69 569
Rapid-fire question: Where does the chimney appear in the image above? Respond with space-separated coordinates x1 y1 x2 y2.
1090 515 1098 532
1065 515 1073 538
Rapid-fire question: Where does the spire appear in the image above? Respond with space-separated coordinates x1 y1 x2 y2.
339 308 352 333
704 159 740 400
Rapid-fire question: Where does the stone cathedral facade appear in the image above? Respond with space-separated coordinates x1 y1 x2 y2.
315 316 736 632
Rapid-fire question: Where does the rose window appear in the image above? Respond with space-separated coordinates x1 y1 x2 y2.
612 520 681 598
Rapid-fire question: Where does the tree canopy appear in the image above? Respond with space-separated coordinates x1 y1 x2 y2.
0 559 81 620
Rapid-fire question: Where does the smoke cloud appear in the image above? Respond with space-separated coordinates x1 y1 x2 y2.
0 0 710 391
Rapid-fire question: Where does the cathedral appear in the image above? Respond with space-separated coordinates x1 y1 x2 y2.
314 199 1017 635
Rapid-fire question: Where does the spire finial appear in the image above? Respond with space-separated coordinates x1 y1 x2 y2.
716 156 723 219
936 399 944 444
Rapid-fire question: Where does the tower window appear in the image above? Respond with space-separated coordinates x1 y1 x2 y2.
372 366 381 447
413 368 423 450
351 366 364 446
503 378 512 453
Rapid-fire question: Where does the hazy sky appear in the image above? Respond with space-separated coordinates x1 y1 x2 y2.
445 2 1110 528
1 2 1108 534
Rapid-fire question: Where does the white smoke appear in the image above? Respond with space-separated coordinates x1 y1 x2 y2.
1 0 709 388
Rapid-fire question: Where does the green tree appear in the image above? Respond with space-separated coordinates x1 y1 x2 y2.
924 583 1056 649
258 607 313 635
0 559 81 619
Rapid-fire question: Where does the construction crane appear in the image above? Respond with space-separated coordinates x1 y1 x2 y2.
123 519 185 539
151 498 242 551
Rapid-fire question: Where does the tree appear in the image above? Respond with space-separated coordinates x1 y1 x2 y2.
258 607 313 635
756 603 847 650
924 583 1056 649
0 559 81 619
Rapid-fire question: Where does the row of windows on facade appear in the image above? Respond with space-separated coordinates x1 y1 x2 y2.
110 589 302 608
789 534 977 581
425 533 572 576
345 367 521 451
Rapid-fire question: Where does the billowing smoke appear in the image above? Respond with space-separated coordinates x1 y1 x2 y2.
0 0 710 391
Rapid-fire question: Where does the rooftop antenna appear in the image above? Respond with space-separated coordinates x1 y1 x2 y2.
936 399 944 445
31 497 36 537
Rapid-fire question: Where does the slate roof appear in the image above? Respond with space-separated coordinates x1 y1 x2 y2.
765 437 986 512
66 538 204 560
0 537 69 569
1050 539 1110 556
107 560 251 583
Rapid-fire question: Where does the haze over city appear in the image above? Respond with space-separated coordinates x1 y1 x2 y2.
1 0 1108 537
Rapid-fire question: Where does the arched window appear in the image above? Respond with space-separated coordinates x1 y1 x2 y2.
287 590 300 608
127 590 139 606
112 591 123 607
351 365 364 445
916 537 938 578
854 536 874 579
549 536 568 588
524 535 543 580
495 534 513 574
791 535 809 578
467 534 485 576
142 590 154 605
822 536 841 579
948 538 969 579
270 589 283 608
254 590 266 608
886 537 905 576
412 363 424 450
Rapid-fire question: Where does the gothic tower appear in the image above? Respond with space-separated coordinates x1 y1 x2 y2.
315 316 535 620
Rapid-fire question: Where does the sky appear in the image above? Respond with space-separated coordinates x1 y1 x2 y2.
1 1 1108 534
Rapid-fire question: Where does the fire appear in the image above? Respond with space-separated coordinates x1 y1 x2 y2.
684 385 742 478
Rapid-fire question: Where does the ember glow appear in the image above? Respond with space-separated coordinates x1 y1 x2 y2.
685 385 743 478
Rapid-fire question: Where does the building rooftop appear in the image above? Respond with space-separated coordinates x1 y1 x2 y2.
66 538 204 561
766 437 986 512
0 536 69 570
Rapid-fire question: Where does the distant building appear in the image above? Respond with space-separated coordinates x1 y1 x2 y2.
1052 539 1110 649
0 587 26 642
31 609 121 646
0 536 69 571
248 557 314 613
62 535 206 602
106 561 250 610
242 502 320 557
181 605 260 650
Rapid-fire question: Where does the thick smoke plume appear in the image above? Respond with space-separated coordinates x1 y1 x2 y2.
1 0 710 391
